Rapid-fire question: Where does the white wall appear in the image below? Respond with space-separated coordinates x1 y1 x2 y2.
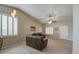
73 5 79 54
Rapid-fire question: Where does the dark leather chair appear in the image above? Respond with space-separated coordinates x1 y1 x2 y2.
26 33 48 51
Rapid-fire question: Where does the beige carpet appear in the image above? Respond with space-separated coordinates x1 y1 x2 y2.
0 39 72 54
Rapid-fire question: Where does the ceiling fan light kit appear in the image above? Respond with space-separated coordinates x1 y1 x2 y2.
48 20 52 24
47 13 57 24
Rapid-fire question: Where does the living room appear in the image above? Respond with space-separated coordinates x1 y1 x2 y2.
0 4 78 54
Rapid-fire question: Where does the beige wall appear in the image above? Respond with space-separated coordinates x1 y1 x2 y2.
0 5 43 47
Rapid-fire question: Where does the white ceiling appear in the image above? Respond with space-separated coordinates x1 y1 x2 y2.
7 4 73 23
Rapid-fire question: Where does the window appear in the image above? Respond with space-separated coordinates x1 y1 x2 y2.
2 14 8 36
13 18 18 35
0 14 18 36
45 27 53 35
59 26 68 39
8 16 13 35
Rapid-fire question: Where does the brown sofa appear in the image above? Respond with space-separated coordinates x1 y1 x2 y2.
26 33 48 51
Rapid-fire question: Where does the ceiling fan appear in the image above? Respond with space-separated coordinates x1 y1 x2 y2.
47 14 57 24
